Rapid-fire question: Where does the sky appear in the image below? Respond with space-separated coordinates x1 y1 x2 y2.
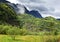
7 0 60 18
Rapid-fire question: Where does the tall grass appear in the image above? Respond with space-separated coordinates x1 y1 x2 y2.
0 35 60 42
17 35 60 42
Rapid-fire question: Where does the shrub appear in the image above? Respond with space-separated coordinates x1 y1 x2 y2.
7 27 21 35
19 29 28 35
0 25 11 34
6 27 20 40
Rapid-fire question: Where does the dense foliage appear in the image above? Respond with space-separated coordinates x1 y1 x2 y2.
0 3 20 26
17 14 60 35
0 3 60 35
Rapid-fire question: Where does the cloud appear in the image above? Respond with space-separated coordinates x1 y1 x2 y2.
7 0 18 4
17 4 25 14
7 0 60 18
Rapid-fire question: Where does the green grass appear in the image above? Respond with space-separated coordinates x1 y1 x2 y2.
0 35 60 42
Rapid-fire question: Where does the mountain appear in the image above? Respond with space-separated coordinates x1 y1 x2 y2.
57 19 60 20
0 0 42 18
17 4 42 18
24 6 42 18
8 3 42 18
7 3 19 13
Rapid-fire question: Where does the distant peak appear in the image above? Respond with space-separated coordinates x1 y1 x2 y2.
0 0 10 3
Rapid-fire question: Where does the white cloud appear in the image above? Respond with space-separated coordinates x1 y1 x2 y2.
7 0 60 18
17 5 25 14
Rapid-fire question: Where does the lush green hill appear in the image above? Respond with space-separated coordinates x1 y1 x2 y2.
0 3 20 26
0 2 60 42
0 3 60 35
17 14 60 35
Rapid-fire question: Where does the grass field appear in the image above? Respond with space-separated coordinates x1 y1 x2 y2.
0 35 60 42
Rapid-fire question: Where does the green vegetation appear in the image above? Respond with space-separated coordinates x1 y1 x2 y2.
17 14 60 35
0 3 60 42
0 3 20 26
0 35 60 42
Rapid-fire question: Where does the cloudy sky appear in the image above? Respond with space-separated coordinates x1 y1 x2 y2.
7 0 60 18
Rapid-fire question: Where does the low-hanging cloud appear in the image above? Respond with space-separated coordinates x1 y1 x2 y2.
7 0 60 18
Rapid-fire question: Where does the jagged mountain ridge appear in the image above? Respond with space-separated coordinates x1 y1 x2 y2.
24 6 42 18
0 0 42 18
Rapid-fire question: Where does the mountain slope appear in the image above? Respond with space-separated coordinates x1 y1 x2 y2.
0 3 20 26
0 0 42 18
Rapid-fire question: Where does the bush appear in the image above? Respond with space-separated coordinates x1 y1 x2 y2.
0 24 20 35
19 29 28 35
6 27 20 40
6 28 29 40
7 27 20 35
0 24 11 34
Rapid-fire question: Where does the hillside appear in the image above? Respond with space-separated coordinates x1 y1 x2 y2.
0 3 20 26
0 0 60 42
0 3 60 35
18 14 60 33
